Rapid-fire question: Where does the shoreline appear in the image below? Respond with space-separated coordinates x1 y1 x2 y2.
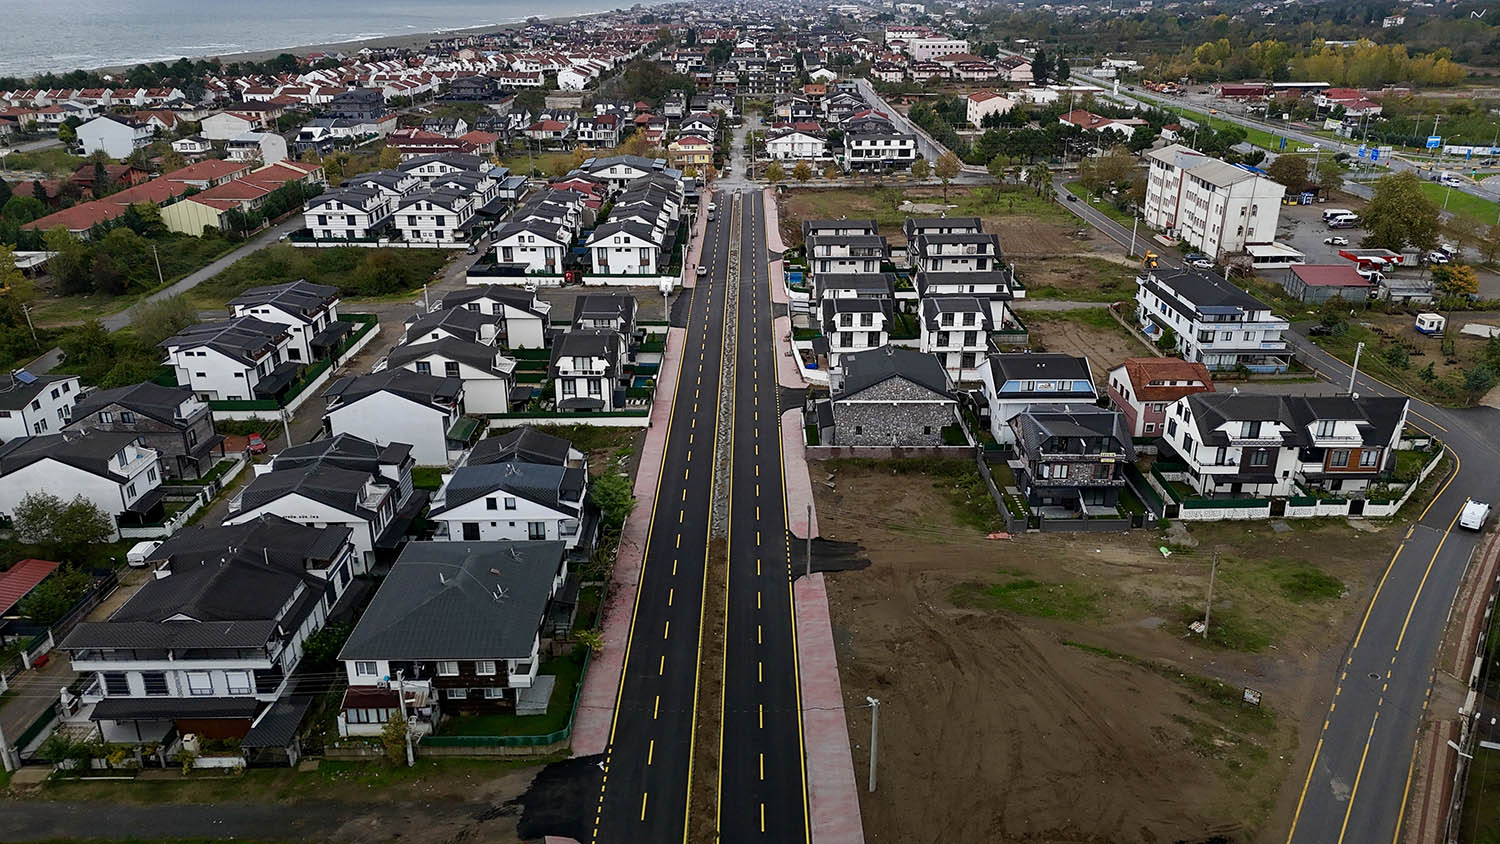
25 6 628 81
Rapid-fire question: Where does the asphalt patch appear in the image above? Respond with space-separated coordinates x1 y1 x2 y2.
516 753 603 841
791 537 871 580
670 290 693 328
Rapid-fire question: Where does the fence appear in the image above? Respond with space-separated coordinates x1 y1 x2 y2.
805 445 977 460
18 570 120 671
487 410 650 429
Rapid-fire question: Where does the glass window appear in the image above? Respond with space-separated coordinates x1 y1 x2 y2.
437 661 459 676
1359 449 1379 467
186 672 213 696
102 672 130 695
484 687 505 699
476 661 497 676
142 672 168 696
225 671 252 695
486 497 498 510
504 497 517 510
1250 450 1270 467
120 411 135 424
355 661 378 676
1331 449 1350 466
445 688 468 699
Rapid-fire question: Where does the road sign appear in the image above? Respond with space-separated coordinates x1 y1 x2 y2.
1358 143 1368 158
1371 148 1381 162
1278 137 1287 151
1427 135 1443 149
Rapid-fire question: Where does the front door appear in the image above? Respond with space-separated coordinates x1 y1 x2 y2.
462 522 480 540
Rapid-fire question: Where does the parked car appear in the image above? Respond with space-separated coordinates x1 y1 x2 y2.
247 433 267 455
1308 323 1335 336
1065 193 1077 201
1324 236 1349 246
1185 253 1214 269
697 264 708 278
1427 251 1450 264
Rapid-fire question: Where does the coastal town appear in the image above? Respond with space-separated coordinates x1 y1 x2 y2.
0 1 1499 843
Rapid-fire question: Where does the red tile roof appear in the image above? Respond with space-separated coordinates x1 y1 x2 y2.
1290 264 1372 288
0 559 59 616
1113 357 1216 402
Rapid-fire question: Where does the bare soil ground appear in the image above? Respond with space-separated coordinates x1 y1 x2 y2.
1019 255 1140 302
1020 308 1155 375
815 459 1404 844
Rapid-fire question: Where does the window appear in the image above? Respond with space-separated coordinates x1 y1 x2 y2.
445 361 461 378
1250 450 1271 468
119 411 135 424
1316 420 1336 437
476 660 497 676
1144 422 1156 434
225 671 252 695
437 661 459 676
445 688 468 699
504 497 516 510
186 672 213 696
355 661 378 677
142 672 168 696
1331 449 1351 466
99 411 113 423
1360 449 1379 467
102 672 130 696
483 687 505 699
1240 421 1261 439
415 361 431 375
462 522 480 541
529 521 547 540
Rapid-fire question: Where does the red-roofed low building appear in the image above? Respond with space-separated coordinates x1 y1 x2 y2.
1106 357 1215 439
161 159 324 235
458 130 500 156
966 90 1016 128
0 558 59 618
1059 109 1149 138
1281 264 1374 303
25 159 256 236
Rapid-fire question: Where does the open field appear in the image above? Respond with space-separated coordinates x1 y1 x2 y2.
778 185 1084 253
1419 180 1500 228
1018 306 1154 374
1019 255 1139 302
1314 310 1500 406
817 459 1410 844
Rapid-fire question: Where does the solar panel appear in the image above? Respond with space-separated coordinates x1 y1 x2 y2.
12 369 36 384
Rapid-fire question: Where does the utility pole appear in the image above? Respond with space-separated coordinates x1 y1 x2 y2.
1348 340 1365 395
866 696 880 792
395 670 415 767
1202 550 1219 640
805 503 813 579
0 720 16 773
1128 216 1138 258
151 244 164 287
279 407 293 446
19 302 38 345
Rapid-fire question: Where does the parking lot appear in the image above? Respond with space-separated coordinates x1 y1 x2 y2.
1274 199 1500 298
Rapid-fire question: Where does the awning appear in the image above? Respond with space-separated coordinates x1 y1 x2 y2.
122 485 167 514
253 361 302 397
92 696 260 721
241 696 313 748
446 416 482 443
310 320 354 350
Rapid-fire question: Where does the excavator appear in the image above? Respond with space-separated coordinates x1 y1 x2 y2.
1142 251 1159 269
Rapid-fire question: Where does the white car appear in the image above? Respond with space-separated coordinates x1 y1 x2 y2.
1324 236 1349 246
1427 251 1450 264
697 264 708 278
1461 499 1491 531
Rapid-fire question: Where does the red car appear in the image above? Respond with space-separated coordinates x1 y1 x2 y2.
246 433 267 454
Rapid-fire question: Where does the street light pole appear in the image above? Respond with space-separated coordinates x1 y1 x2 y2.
1201 550 1218 640
395 670 415 767
866 696 880 792
151 244 164 287
1129 216 1138 258
1348 340 1365 395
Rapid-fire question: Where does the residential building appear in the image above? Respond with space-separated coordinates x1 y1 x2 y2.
0 431 165 537
1143 148 1284 258
586 219 667 276
228 280 344 365
1058 110 1148 139
910 231 1001 274
902 217 982 242
225 132 288 165
549 328 625 412
436 286 550 349
386 339 516 415
979 353 1097 444
965 91 1015 128
60 516 355 743
227 436 419 569
429 460 590 547
465 426 586 469
844 130 917 171
322 369 471 466
808 232 888 276
572 294 638 337
1160 393 1409 498
337 540 567 729
667 134 714 170
393 188 475 246
1009 404 1131 511
0 371 79 439
826 346 957 446
1104 357 1215 439
302 187 393 241
822 297 893 366
75 115 154 160
492 220 570 275
66 383 222 480
1142 143 1208 234
1135 270 1291 372
906 38 970 61
159 317 296 403
763 128 827 161
402 307 501 348
919 296 991 383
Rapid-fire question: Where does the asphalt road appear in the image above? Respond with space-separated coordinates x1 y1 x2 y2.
591 197 731 841
719 189 809 841
1281 334 1500 844
1053 177 1177 271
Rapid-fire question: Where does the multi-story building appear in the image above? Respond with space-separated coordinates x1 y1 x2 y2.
66 383 222 480
228 280 344 365
1104 357 1215 440
0 371 79 439
302 187 393 242
1009 404 1131 511
1143 146 1284 258
549 328 626 412
0 431 165 537
159 317 295 403
1135 270 1291 372
979 353 1098 443
919 296 992 383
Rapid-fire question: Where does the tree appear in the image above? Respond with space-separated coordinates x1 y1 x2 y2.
1266 154 1310 191
12 491 115 562
377 145 400 170
986 155 1007 184
910 157 930 181
1361 171 1440 252
765 162 785 184
1432 264 1479 300
1315 158 1343 194
934 152 961 199
791 161 812 183
590 471 635 535
1156 327 1178 352
823 165 839 180
17 567 94 626
380 716 409 765
301 623 352 669
1025 164 1051 196
44 227 93 295
159 149 186 173
1055 56 1071 81
1483 223 1500 267
57 123 76 144
1031 47 1050 85
131 295 197 347
2 194 45 224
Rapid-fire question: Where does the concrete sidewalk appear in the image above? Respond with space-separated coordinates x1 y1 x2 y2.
571 325 686 757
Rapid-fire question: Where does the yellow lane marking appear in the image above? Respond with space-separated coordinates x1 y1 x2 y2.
658 655 665 675
654 696 659 719
1336 713 1379 844
648 740 655 765
668 587 674 606
641 793 648 822
664 620 671 639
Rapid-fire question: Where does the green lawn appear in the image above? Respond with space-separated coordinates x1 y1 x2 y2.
438 649 586 737
1065 181 1136 228
1418 180 1500 228
951 577 1101 621
1159 106 1280 151
3 146 87 177
411 467 446 490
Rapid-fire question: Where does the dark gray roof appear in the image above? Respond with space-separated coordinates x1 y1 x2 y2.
388 337 513 378
439 285 545 317
160 316 287 365
468 426 577 467
338 540 566 661
801 219 879 238
920 296 993 332
68 382 198 428
0 372 72 411
242 696 314 748
238 462 380 520
0 431 140 480
92 696 261 721
903 217 983 237
549 328 623 373
816 272 896 298
1183 393 1408 449
835 346 953 400
229 279 339 318
431 461 584 516
915 268 1015 298
143 514 353 572
322 369 463 411
573 293 638 325
398 151 485 172
405 306 500 345
988 353 1094 389
1141 269 1268 314
1012 404 1131 456
272 433 411 475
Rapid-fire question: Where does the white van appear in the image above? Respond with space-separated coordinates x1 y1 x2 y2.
1462 499 1491 531
1322 208 1354 223
1327 213 1360 229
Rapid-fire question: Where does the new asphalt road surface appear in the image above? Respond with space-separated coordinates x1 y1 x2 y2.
591 191 809 841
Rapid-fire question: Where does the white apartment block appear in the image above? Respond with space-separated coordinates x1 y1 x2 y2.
907 38 970 61
1144 145 1284 258
1135 270 1291 373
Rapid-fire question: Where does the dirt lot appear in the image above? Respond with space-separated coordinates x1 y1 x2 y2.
1018 307 1156 374
1019 255 1140 302
778 185 1097 258
815 459 1405 844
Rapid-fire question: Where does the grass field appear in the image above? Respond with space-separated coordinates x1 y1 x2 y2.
1158 106 1282 151
1419 180 1500 228
2 146 87 178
